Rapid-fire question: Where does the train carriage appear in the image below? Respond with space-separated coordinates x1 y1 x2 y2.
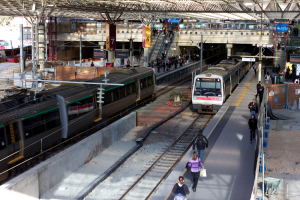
192 55 252 114
0 67 155 182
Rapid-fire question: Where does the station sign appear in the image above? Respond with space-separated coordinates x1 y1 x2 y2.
106 24 116 51
242 58 256 62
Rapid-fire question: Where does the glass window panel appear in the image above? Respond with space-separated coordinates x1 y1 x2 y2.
0 127 6 149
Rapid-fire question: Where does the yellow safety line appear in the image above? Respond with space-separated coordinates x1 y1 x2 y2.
164 106 229 200
234 71 256 107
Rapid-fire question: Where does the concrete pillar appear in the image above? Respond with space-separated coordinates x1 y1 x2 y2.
108 51 114 63
226 44 233 58
144 47 149 67
139 43 142 52
20 24 24 74
37 23 45 79
98 41 105 63
122 42 125 50
31 25 36 76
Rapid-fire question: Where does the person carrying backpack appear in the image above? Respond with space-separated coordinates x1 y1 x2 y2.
193 130 208 161
172 176 190 200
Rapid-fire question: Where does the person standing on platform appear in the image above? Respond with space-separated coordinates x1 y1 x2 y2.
172 176 190 200
258 83 264 105
193 130 208 161
277 64 280 73
265 72 270 85
127 59 130 68
264 65 267 77
277 41 281 50
188 151 204 192
248 114 257 143
91 61 94 67
286 67 290 80
248 99 258 117
253 64 257 76
255 81 261 99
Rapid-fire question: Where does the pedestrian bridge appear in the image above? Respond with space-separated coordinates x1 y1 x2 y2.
57 28 273 45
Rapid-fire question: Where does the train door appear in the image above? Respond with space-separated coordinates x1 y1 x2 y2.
135 79 141 101
229 75 232 95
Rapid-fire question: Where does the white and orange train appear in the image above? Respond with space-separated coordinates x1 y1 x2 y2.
192 53 252 113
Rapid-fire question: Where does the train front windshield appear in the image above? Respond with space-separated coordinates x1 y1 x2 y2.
194 78 222 96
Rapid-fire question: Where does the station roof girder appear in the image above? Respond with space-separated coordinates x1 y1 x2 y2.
1 0 300 22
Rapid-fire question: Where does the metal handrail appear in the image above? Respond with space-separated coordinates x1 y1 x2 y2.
149 31 163 61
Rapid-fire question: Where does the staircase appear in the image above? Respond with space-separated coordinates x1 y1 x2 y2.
163 32 176 61
274 47 286 72
150 33 167 62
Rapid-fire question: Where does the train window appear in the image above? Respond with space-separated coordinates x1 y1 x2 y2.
103 91 112 106
125 84 132 96
147 76 153 87
0 126 6 149
120 86 126 98
112 88 120 102
67 96 94 121
5 122 19 145
195 78 222 96
45 109 61 131
140 78 147 89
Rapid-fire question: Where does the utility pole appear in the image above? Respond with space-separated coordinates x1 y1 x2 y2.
79 33 82 68
200 34 203 73
258 3 263 82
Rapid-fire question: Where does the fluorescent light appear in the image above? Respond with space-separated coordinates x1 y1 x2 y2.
244 2 253 5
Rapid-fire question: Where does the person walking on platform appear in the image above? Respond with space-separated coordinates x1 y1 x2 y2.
172 176 190 200
253 64 257 76
258 83 264 105
248 99 258 117
188 151 204 192
193 130 208 161
248 114 257 143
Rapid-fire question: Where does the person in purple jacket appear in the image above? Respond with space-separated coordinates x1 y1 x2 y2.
188 151 204 192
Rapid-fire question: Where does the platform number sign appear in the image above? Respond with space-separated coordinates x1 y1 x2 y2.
142 26 151 48
106 24 116 51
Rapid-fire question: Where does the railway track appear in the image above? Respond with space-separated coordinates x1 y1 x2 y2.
119 114 213 200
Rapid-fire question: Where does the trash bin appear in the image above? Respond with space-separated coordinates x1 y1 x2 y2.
279 72 284 84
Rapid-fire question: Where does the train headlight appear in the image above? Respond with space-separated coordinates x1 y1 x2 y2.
193 97 197 100
218 97 222 101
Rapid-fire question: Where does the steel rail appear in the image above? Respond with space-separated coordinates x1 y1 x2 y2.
119 114 213 200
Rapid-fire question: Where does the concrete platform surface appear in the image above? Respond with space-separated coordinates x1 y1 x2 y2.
151 64 259 200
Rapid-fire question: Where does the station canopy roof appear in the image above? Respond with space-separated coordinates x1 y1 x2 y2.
1 0 300 22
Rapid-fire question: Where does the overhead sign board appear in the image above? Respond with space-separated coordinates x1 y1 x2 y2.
93 50 106 58
275 24 288 32
116 51 129 58
242 58 256 62
290 56 300 63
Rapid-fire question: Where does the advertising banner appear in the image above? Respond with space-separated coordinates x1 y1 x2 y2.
106 24 116 51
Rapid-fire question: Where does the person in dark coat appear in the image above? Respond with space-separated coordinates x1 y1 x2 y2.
193 130 208 161
172 176 190 199
248 114 257 143
255 81 261 99
258 83 264 105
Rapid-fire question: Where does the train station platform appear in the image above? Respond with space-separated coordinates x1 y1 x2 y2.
151 64 259 200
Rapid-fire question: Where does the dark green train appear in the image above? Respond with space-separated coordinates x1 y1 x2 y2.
0 67 155 182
